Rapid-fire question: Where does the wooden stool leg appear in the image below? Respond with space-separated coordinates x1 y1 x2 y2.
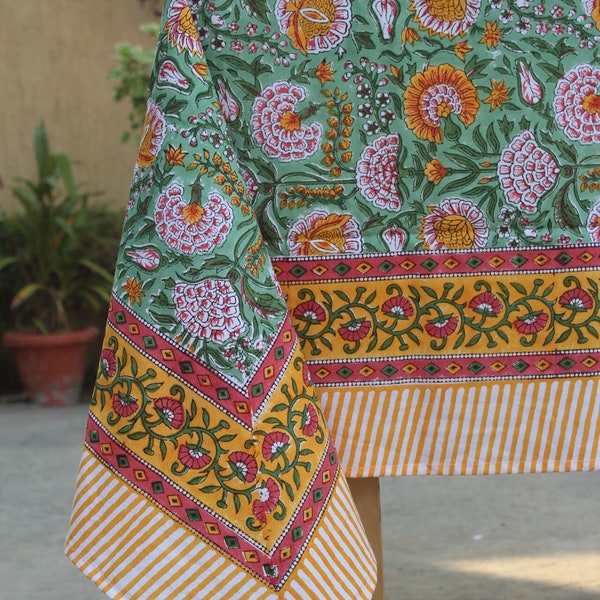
348 477 384 600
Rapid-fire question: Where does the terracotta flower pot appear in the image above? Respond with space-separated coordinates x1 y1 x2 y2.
2 328 98 406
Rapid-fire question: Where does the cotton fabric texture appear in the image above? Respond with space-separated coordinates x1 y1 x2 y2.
67 0 600 598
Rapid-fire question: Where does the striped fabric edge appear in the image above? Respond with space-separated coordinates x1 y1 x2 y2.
65 449 377 599
320 378 600 478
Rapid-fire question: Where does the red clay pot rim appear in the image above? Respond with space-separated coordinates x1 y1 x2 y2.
2 327 99 349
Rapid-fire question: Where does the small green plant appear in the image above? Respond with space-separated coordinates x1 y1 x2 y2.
0 124 121 333
108 22 159 142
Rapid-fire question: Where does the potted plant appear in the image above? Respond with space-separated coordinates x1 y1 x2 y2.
0 124 121 406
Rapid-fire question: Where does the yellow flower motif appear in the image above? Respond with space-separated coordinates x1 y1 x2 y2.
401 27 421 45
484 80 510 110
424 159 449 184
453 41 473 61
123 277 144 306
192 62 209 79
315 60 335 85
404 64 480 144
480 21 502 49
164 144 187 166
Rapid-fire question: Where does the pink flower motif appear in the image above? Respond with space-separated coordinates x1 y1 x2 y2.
497 131 560 213
382 227 407 252
587 200 600 242
356 134 402 211
425 315 459 338
157 59 190 91
179 444 211 470
420 197 489 250
165 0 203 55
100 349 117 378
251 81 323 161
138 101 166 168
513 312 549 335
155 397 185 429
228 451 258 482
241 169 259 204
252 478 281 523
112 393 139 417
372 0 398 39
262 432 290 461
154 183 233 255
559 289 593 311
126 248 161 270
216 79 240 123
382 295 414 318
469 292 503 315
274 0 352 54
553 64 600 145
293 300 327 323
338 319 371 341
288 209 363 255
517 60 543 105
173 279 245 342
302 403 319 437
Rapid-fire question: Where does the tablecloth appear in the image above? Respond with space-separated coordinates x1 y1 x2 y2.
67 0 600 597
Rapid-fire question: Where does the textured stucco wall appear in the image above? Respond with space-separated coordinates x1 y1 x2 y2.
0 0 157 212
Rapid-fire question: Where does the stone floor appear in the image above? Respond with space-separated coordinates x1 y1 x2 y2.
1 402 599 599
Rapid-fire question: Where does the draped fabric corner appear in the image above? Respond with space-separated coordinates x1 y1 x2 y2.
67 0 600 597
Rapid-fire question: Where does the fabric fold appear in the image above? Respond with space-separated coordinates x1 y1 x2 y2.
65 1 377 597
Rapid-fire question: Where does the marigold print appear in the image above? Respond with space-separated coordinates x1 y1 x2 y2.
173 279 245 342
112 392 139 417
497 130 560 213
154 183 233 255
559 288 594 311
293 300 327 322
289 209 363 255
468 292 503 316
137 101 166 168
410 0 481 38
404 64 480 143
382 295 414 318
262 431 290 461
275 0 352 54
179 444 211 470
425 315 459 338
420 197 489 250
228 451 258 483
155 396 185 429
513 311 549 335
251 81 323 161
252 478 281 524
553 64 600 145
165 0 203 55
356 134 402 210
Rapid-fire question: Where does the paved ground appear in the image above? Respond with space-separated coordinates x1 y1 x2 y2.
1 401 599 599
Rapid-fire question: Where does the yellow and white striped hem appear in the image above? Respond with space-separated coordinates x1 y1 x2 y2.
65 449 377 599
321 378 600 478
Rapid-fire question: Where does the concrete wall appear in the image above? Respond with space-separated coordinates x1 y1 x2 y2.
0 0 158 212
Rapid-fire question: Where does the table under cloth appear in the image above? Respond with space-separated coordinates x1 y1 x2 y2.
67 0 600 598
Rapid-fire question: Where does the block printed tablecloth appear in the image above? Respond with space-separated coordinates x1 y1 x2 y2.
67 0 600 597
